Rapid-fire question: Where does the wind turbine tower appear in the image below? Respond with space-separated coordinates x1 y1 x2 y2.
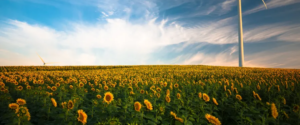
238 0 267 67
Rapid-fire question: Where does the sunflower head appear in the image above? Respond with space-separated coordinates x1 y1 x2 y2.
176 93 181 99
104 92 114 104
198 92 202 99
203 93 210 102
174 83 179 88
17 86 23 91
77 109 88 125
8 103 19 110
56 83 60 87
104 85 109 90
213 98 218 105
96 94 102 99
51 98 57 107
69 85 73 89
51 86 57 91
134 102 142 112
205 114 221 125
16 98 26 105
236 95 242 101
79 83 84 87
271 103 278 119
144 99 153 111
166 95 171 103
140 90 145 94
68 100 74 110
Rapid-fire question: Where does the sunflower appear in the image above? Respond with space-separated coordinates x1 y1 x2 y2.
134 102 142 112
8 103 19 110
51 98 57 107
224 85 226 91
174 83 179 88
227 89 231 95
51 86 57 91
283 98 286 105
293 105 299 112
140 90 145 94
236 95 242 101
156 93 161 98
56 83 60 87
170 111 177 118
156 88 161 92
68 100 74 110
16 98 26 105
26 86 31 90
47 86 51 89
203 93 210 102
61 102 66 109
252 91 256 99
91 88 95 91
283 111 289 119
166 95 171 103
198 92 202 99
104 92 114 104
166 89 170 96
257 85 261 90
205 114 221 125
69 85 73 89
104 85 109 90
79 83 84 87
175 117 184 123
77 109 88 125
176 93 181 99
271 103 278 119
213 98 218 105
234 88 238 94
144 99 153 111
17 86 23 91
96 94 102 99
266 102 270 105
255 94 262 101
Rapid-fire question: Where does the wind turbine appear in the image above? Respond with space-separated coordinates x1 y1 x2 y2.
36 53 58 66
238 0 267 67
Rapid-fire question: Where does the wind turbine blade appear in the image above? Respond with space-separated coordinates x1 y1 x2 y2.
36 53 45 63
262 0 267 9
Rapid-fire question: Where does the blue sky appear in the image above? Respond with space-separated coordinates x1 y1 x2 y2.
0 0 300 68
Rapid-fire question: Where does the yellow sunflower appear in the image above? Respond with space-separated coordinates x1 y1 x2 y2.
213 98 218 105
144 99 153 111
8 103 19 110
16 98 26 105
166 95 171 103
104 92 114 104
68 100 74 110
236 94 242 101
203 93 210 102
134 102 142 112
77 109 88 125
271 103 278 119
205 114 221 125
51 98 57 107
96 94 102 99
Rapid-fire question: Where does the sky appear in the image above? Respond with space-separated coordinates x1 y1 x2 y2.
0 0 300 68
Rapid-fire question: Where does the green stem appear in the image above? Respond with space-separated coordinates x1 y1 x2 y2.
92 106 94 118
18 117 20 125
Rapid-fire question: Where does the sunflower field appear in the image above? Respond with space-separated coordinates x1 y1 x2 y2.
0 65 299 125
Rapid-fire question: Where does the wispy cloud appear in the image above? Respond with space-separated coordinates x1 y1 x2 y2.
244 0 300 15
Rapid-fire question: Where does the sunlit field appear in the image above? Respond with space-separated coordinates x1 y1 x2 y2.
0 65 299 125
